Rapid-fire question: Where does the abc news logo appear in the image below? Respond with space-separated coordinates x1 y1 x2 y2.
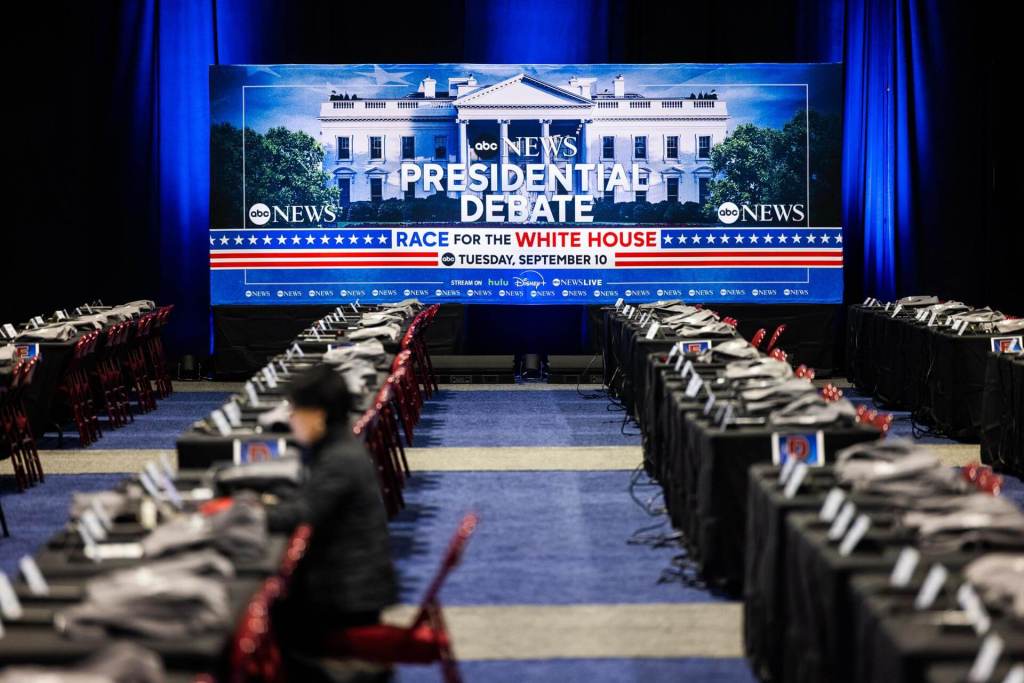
248 203 338 226
471 133 500 161
249 203 272 226
716 201 806 224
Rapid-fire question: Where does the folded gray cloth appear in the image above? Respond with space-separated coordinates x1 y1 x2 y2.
141 495 267 562
322 340 388 365
256 400 291 429
16 323 78 341
995 319 1024 333
703 338 760 362
963 553 1024 622
70 491 131 522
896 295 940 307
214 456 303 491
675 322 738 338
663 309 718 326
57 570 231 640
0 642 165 683
360 312 403 326
723 358 793 381
767 394 857 427
834 439 963 497
347 323 401 342
904 497 1024 554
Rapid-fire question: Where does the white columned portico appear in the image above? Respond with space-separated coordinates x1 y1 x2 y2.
539 118 551 195
579 118 592 194
498 119 510 192
457 119 469 165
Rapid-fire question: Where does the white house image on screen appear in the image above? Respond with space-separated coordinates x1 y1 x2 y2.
318 73 729 206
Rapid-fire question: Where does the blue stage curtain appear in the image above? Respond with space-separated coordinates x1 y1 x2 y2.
838 0 941 301
115 0 273 356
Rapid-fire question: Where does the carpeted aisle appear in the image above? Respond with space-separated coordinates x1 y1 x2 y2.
391 385 756 683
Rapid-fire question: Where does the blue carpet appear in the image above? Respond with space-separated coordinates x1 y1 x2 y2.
413 390 640 448
0 473 127 576
37 392 232 450
396 658 758 682
391 471 717 605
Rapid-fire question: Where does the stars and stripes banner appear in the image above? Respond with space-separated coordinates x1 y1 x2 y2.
210 226 844 304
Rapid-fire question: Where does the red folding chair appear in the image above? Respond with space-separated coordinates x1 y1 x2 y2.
354 409 404 518
145 305 174 399
58 331 103 446
122 316 157 413
92 323 132 428
765 324 787 353
325 513 478 683
229 525 312 683
1 356 44 489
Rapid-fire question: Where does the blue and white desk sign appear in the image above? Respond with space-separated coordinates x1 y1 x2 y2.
233 438 288 465
15 344 40 360
681 339 714 355
991 335 1023 353
771 431 826 467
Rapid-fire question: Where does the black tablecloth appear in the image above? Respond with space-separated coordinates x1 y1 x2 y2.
981 351 1024 478
850 572 1024 683
846 305 1012 440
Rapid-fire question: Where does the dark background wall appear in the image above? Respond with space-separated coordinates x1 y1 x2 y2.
5 1 1018 360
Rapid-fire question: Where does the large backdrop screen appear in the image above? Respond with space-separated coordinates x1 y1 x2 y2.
210 63 842 305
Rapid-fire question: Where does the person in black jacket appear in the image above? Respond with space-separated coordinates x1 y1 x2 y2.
267 365 397 679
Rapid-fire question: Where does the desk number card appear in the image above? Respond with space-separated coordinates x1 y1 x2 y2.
771 431 826 467
819 487 846 522
890 547 920 587
19 556 49 596
15 344 40 360
914 564 948 610
991 335 1023 353
0 573 23 620
681 339 713 354
233 438 287 465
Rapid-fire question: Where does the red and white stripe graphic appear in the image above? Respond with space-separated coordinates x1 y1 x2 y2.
210 250 438 269
614 248 843 268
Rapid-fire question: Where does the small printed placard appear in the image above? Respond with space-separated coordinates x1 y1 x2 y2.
991 335 1023 353
819 487 846 522
15 344 40 360
968 634 1004 683
645 322 660 340
684 373 703 398
783 462 809 499
914 564 948 610
890 547 920 587
614 298 624 309
703 391 716 416
827 501 857 541
223 401 242 428
0 573 23 620
209 409 232 437
233 438 288 465
681 339 713 354
771 431 826 467
838 514 871 556
19 556 49 596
